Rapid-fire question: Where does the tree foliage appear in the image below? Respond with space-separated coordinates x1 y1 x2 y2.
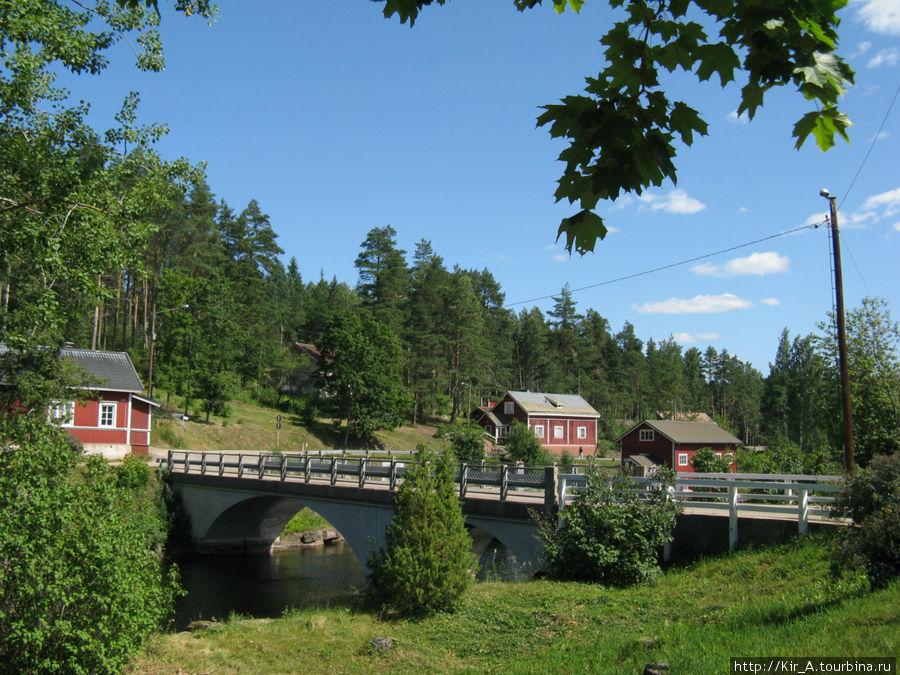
689 446 732 473
378 0 853 253
505 420 550 464
440 420 485 464
539 467 680 585
0 413 179 672
366 453 476 617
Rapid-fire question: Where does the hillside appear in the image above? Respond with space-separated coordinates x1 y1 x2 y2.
149 393 449 454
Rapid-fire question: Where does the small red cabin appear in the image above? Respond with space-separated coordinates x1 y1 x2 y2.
472 391 600 457
50 348 159 459
617 420 741 473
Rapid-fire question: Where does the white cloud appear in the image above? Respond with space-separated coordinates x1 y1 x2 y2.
727 110 749 125
638 189 707 214
893 222 900 232
633 293 754 315
552 253 567 262
861 186 900 217
691 251 789 277
867 47 900 67
855 0 900 35
761 298 781 306
805 211 830 227
673 332 721 344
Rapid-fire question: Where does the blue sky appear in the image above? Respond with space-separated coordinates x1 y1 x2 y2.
61 1 900 373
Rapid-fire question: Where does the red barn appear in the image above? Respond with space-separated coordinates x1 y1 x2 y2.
50 348 159 459
617 419 741 473
472 391 600 457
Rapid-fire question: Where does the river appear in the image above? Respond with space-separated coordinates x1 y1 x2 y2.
172 542 365 630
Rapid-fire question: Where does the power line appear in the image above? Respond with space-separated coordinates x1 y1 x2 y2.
507 221 825 308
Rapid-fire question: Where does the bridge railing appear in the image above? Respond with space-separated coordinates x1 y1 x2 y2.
558 471 845 549
163 451 554 504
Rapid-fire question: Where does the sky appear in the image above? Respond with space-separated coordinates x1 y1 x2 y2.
58 0 900 373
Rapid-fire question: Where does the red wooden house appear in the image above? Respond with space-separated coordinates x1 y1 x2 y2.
472 391 600 457
617 419 741 473
50 348 159 459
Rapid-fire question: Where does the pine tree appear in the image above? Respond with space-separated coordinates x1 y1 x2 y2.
366 453 476 617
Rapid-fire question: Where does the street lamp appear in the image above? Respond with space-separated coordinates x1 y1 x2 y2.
820 189 855 473
147 303 189 399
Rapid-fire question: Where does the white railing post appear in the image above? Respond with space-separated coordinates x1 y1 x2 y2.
728 483 739 551
359 458 367 488
798 487 809 535
183 451 190 473
500 464 509 501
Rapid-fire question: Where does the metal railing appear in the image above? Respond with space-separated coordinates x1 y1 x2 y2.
558 471 845 548
162 450 553 504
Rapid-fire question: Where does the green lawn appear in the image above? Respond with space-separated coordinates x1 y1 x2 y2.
129 536 898 674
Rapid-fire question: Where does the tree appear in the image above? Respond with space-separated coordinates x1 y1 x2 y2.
366 452 476 616
539 467 680 585
0 413 180 672
505 420 549 464
441 420 485 464
690 446 732 473
379 0 852 254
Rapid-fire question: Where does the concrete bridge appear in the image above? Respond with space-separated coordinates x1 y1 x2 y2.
162 451 845 574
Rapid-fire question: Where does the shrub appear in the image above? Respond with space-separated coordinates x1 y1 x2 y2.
830 453 900 588
539 467 681 586
690 447 733 473
439 420 485 464
366 452 476 617
505 420 550 464
0 413 180 672
115 453 153 490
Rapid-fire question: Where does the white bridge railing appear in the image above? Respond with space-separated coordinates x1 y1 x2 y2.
162 450 555 504
558 471 845 550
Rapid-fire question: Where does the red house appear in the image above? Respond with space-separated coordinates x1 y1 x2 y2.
50 348 159 459
472 391 600 457
617 420 741 473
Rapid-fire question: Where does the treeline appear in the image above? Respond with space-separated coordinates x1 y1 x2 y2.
9 171 897 463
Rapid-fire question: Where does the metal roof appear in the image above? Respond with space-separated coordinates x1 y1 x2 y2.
620 420 741 445
61 348 145 393
506 391 600 417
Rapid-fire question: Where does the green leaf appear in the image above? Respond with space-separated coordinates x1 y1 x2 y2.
669 101 708 146
793 107 852 151
694 42 740 86
556 209 608 255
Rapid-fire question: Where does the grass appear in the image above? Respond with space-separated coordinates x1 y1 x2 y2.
150 391 450 453
128 536 899 674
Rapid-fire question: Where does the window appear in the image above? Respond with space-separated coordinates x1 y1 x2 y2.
553 425 564 439
497 426 508 438
50 400 74 427
503 401 514 415
678 453 689 467
639 429 654 441
99 402 116 427
534 424 544 438
576 426 587 439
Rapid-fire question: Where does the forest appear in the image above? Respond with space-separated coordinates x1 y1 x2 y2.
6 167 899 466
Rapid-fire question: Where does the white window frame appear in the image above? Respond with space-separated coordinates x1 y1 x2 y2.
503 401 514 415
553 425 565 440
677 452 689 467
534 424 544 439
497 426 508 439
99 402 116 428
639 429 654 442
576 425 587 439
50 400 75 427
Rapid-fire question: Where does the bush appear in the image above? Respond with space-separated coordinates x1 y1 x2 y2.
539 467 681 586
690 447 733 473
115 453 153 490
366 452 476 617
505 420 550 464
0 413 180 672
439 420 485 464
830 453 900 588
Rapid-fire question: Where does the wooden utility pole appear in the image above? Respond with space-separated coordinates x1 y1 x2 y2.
821 190 855 473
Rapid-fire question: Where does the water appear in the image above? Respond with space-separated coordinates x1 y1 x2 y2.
171 542 365 630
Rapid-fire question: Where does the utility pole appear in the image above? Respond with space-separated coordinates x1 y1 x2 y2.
820 189 855 473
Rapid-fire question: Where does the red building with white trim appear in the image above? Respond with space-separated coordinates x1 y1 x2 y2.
617 419 741 473
51 348 159 458
472 391 600 456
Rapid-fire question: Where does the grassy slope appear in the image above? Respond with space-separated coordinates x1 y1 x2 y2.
150 393 448 453
130 537 898 674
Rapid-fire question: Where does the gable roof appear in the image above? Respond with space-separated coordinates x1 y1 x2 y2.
505 391 599 418
61 348 145 393
618 419 741 445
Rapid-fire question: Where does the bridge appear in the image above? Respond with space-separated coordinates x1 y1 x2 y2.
161 450 845 574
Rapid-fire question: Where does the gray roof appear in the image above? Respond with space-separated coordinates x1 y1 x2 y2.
625 454 658 468
61 348 144 393
622 420 741 445
506 391 599 417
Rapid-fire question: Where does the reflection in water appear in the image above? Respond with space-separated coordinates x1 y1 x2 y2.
171 542 365 630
